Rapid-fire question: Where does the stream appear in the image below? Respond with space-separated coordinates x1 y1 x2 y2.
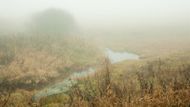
32 48 140 101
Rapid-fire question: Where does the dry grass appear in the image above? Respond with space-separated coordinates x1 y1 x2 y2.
0 34 101 107
0 34 190 107
38 54 190 107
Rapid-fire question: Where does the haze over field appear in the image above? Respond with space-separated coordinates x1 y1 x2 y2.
0 0 190 107
0 0 190 30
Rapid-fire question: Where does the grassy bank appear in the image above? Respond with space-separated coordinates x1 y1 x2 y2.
0 34 190 107
0 34 101 93
35 52 190 107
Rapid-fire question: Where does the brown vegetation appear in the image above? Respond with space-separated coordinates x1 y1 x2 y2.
0 35 190 107
38 54 190 107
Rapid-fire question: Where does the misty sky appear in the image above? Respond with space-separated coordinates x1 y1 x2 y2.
0 0 190 27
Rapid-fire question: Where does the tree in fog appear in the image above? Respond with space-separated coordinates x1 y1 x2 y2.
30 8 76 35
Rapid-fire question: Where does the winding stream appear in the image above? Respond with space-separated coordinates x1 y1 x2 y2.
105 48 139 63
32 48 140 101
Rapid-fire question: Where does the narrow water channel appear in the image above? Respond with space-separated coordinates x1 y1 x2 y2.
32 48 140 101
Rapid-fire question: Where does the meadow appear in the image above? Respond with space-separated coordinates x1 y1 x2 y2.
0 33 190 107
0 5 190 107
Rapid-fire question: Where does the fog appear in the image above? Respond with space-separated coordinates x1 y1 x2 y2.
1 1 190 106
0 0 190 44
0 0 190 29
